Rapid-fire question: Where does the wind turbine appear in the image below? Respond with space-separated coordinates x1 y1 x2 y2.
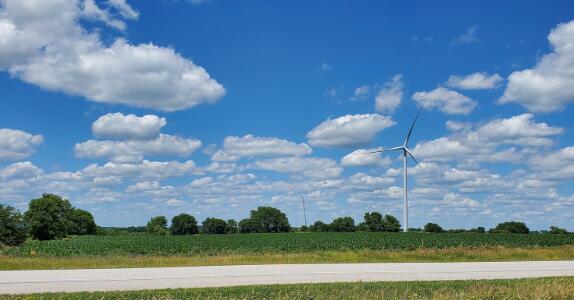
371 109 422 232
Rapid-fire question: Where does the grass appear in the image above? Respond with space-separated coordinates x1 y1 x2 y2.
2 245 574 270
3 277 574 299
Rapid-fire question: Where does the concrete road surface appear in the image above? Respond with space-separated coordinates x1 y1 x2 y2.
1 261 574 295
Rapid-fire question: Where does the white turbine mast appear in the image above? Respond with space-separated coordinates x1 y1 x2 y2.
371 109 422 232
300 196 308 227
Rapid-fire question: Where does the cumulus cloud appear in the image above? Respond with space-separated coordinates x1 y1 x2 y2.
412 87 476 115
0 128 43 161
500 19 574 112
92 113 167 140
446 72 503 90
211 135 312 161
82 160 198 179
341 148 392 167
306 114 396 148
75 134 202 163
252 157 342 179
0 0 225 111
0 161 43 180
375 75 403 114
413 114 563 162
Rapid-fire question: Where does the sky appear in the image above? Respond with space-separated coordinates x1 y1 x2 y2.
1 0 574 230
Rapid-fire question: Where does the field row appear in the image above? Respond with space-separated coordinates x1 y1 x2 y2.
5 232 574 257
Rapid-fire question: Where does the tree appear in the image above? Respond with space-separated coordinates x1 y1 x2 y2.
249 206 291 233
170 214 198 235
330 217 356 232
68 208 97 235
469 226 485 233
0 204 27 246
424 223 444 233
146 216 168 235
202 218 227 234
299 225 309 232
364 212 384 231
490 221 529 234
309 220 330 232
239 218 259 233
25 194 73 240
548 226 568 234
382 215 401 232
226 219 238 234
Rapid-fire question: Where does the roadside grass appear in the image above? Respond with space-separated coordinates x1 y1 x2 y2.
1 245 573 270
3 277 574 299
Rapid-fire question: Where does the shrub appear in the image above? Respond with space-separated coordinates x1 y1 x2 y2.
68 208 97 235
202 218 227 234
330 217 356 232
25 194 73 240
0 203 27 246
548 226 568 234
424 223 444 233
490 221 529 234
146 216 168 235
309 220 330 232
170 214 198 235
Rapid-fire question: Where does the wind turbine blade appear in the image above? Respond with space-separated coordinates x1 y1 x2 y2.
368 146 403 154
404 108 422 147
405 148 423 169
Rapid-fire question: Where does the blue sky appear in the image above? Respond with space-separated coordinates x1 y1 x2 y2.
1 0 574 230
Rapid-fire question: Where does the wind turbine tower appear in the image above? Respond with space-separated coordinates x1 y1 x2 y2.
300 196 308 227
372 109 422 232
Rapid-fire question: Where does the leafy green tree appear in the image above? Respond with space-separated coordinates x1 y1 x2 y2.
424 222 444 233
382 214 401 232
309 220 330 232
25 194 73 240
548 226 568 234
170 214 198 235
68 208 97 235
0 204 27 246
364 212 384 231
299 225 309 232
330 217 356 232
146 216 168 235
238 218 259 233
469 226 485 233
226 219 238 234
202 218 227 234
490 221 529 234
248 206 291 233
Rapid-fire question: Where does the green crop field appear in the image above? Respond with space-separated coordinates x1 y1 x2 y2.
5 232 574 257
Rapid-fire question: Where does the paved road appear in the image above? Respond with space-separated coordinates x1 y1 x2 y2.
1 261 574 294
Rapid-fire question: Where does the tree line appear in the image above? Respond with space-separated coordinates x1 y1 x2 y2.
1 193 570 246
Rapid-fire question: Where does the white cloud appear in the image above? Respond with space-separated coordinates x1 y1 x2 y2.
446 72 503 90
347 172 394 187
319 62 333 72
165 199 185 206
92 113 167 140
75 134 202 163
413 114 563 162
126 181 161 193
306 114 396 148
350 85 370 101
412 87 477 115
252 157 342 179
82 160 197 179
375 74 403 114
0 0 225 111
0 128 43 161
341 148 392 167
500 19 574 112
451 25 479 45
107 0 139 19
211 135 312 161
0 161 43 180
